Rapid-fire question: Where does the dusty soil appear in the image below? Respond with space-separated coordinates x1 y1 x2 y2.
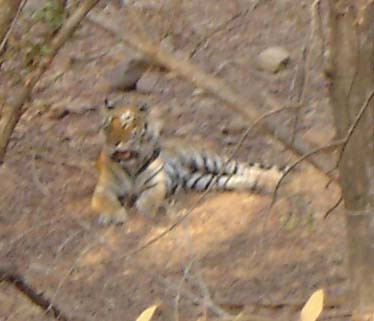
0 1 349 321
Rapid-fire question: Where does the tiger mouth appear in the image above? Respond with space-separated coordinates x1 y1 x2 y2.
112 150 139 162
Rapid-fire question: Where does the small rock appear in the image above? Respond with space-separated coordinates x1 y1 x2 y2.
257 47 290 73
136 71 164 93
160 35 176 52
223 137 237 146
47 102 96 120
192 88 206 96
104 56 152 91
221 118 248 135
48 105 69 119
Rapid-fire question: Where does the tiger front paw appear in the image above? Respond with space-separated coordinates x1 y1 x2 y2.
98 208 128 225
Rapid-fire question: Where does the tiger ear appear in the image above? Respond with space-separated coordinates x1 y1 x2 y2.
104 98 115 109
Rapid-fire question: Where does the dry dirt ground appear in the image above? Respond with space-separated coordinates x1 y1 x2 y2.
0 1 349 320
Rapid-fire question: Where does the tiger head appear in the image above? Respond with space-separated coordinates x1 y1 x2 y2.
100 99 160 170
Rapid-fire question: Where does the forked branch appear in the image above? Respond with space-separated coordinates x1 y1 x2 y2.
0 0 100 163
88 11 338 182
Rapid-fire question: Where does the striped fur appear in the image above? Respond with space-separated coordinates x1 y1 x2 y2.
92 100 286 225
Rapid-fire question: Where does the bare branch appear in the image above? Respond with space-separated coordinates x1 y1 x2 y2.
0 265 73 321
106 105 293 263
88 10 338 182
0 0 100 163
0 0 23 50
266 83 374 227
0 0 27 56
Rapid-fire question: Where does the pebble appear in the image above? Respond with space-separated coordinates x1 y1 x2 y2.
221 118 248 135
257 47 290 73
104 56 152 91
136 71 164 94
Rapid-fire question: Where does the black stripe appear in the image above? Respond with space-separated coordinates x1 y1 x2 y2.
211 156 218 174
143 164 164 186
187 174 201 190
191 153 201 172
214 156 222 175
219 175 231 190
185 173 203 190
226 160 238 175
142 182 158 192
233 161 238 174
135 147 161 176
202 175 213 190
202 155 209 173
170 182 179 195
191 174 213 191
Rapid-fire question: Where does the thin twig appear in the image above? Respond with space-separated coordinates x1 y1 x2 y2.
265 84 374 230
290 0 321 145
53 230 84 264
0 0 27 55
180 216 231 319
189 6 250 58
153 270 229 318
31 152 50 196
114 105 293 261
87 10 338 181
6 218 64 255
333 86 374 171
174 258 194 321
45 242 98 317
0 0 100 163
323 195 343 219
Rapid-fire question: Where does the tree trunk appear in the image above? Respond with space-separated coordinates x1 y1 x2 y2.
327 1 374 320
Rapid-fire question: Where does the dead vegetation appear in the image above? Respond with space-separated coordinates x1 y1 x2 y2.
0 0 371 320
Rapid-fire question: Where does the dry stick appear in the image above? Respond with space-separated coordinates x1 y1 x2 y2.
323 195 343 219
174 259 194 321
270 84 374 211
117 106 294 261
0 266 72 321
0 0 27 55
0 0 100 164
153 270 231 318
31 152 50 196
87 11 337 182
45 242 98 318
179 216 232 318
331 85 374 175
291 0 322 145
97 107 293 318
189 5 250 58
90 107 285 318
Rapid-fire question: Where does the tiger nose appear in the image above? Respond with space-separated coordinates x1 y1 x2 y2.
116 141 128 150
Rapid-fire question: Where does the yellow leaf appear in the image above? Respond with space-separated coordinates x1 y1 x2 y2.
135 304 159 321
300 289 324 321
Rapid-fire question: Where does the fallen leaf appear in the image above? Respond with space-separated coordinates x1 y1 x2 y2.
135 304 159 321
300 289 324 321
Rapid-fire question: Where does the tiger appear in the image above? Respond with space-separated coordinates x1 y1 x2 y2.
91 99 287 225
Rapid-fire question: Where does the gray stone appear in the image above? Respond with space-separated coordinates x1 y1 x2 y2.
136 71 164 93
104 56 151 91
257 47 290 73
221 118 248 135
